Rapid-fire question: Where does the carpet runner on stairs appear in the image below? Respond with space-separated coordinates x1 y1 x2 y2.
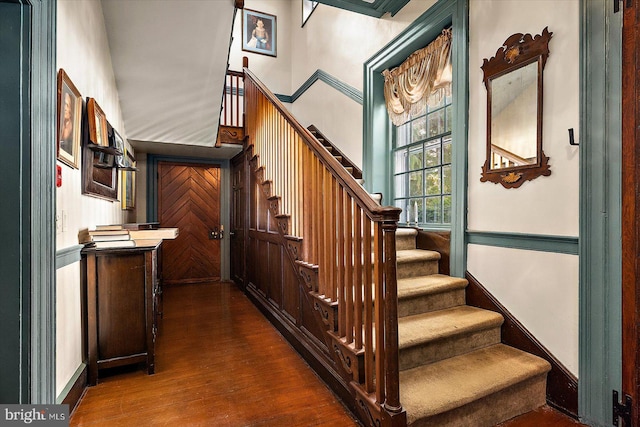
394 228 551 427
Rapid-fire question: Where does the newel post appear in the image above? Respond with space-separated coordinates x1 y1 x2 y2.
382 220 402 413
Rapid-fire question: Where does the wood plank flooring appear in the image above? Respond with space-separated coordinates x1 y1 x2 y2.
70 281 586 427
70 282 359 426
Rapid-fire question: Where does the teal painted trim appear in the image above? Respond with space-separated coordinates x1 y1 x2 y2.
579 0 622 424
56 245 84 270
56 363 85 404
146 155 231 280
275 93 292 103
363 0 468 278
289 69 363 105
466 232 578 255
315 0 410 18
30 0 57 404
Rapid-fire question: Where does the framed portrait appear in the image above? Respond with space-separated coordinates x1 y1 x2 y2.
86 97 108 147
56 69 83 169
302 0 318 27
120 147 136 210
242 9 277 57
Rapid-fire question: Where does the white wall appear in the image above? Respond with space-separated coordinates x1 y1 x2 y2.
467 0 580 375
56 0 133 397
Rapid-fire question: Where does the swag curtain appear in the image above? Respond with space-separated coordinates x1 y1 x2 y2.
382 28 452 126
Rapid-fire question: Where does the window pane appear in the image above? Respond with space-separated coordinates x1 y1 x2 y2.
395 150 407 174
408 198 423 224
443 165 452 194
428 93 444 110
425 143 441 168
396 122 410 148
409 171 423 197
445 105 452 133
409 145 423 170
428 109 444 137
395 199 407 223
394 174 407 198
425 196 441 223
442 137 452 164
425 168 441 195
443 195 452 224
412 117 427 142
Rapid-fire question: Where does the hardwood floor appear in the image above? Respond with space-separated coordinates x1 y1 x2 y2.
70 282 359 426
70 281 585 427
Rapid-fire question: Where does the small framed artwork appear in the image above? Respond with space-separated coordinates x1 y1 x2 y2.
121 147 136 210
302 0 318 27
56 69 83 169
113 129 126 167
86 98 108 147
242 9 277 57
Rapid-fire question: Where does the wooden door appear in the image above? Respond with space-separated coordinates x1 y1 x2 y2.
622 1 640 424
158 162 221 284
230 153 246 287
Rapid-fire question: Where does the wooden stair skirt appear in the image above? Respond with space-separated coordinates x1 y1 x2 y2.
243 148 550 427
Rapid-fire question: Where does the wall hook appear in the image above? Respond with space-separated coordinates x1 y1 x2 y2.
568 128 579 146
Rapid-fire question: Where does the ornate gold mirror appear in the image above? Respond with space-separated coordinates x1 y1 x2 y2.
481 27 552 188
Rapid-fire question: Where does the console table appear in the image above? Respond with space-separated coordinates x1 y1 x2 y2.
82 243 160 385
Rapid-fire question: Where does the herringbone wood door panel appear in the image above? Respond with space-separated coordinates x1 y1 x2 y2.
159 162 221 284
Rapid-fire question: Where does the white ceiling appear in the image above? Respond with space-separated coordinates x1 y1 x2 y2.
101 0 238 157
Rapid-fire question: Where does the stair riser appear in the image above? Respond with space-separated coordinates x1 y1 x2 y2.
396 235 417 251
398 289 466 317
399 327 501 371
408 374 548 427
397 260 439 279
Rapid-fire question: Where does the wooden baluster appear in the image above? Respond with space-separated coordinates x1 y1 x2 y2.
383 222 401 413
363 215 374 393
329 176 338 302
354 206 363 350
344 192 354 344
235 74 240 127
223 75 228 126
321 166 329 297
374 222 385 405
337 184 345 337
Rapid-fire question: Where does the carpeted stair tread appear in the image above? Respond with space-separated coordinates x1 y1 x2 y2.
400 344 551 425
398 306 503 350
398 274 468 299
397 249 441 263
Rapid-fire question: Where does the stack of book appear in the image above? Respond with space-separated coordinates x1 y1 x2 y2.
79 224 178 249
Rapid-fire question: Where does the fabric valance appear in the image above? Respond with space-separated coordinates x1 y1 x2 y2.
382 28 452 126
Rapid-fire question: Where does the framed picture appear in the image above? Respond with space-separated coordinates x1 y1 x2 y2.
242 9 277 57
121 147 136 210
113 129 126 168
86 98 108 147
56 69 83 168
302 0 318 27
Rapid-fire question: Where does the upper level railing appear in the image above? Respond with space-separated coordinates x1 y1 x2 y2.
243 67 403 414
221 70 244 128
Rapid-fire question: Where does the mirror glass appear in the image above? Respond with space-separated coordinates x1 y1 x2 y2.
489 61 538 170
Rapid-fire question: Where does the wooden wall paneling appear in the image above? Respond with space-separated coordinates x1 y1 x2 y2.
622 1 640 424
282 256 300 324
268 242 283 308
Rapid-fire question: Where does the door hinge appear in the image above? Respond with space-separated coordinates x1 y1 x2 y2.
614 0 633 13
613 390 633 427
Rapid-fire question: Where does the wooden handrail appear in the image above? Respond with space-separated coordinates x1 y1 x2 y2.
243 67 402 416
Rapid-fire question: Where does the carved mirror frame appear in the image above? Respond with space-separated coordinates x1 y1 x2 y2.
481 27 552 188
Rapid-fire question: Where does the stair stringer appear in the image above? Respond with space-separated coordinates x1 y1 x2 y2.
245 144 388 425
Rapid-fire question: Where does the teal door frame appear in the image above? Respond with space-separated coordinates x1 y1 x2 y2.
363 0 469 277
579 0 622 425
0 0 57 404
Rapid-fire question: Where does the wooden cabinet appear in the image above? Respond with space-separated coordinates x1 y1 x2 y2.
82 244 160 385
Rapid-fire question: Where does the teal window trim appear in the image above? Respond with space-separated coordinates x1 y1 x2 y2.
55 245 84 270
579 0 622 424
363 0 468 277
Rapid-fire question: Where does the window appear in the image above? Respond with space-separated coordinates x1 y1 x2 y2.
393 92 452 226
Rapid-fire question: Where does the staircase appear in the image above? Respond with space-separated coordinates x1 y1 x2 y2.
240 68 552 427
308 123 551 425
395 228 550 426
